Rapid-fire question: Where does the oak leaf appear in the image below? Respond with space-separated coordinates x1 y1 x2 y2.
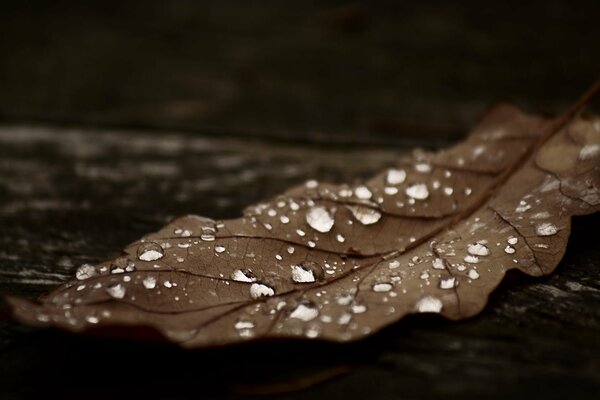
7 85 600 348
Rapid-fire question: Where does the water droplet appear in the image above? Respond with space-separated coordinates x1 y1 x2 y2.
443 187 454 196
507 236 518 245
105 283 126 299
464 187 472 196
351 304 367 314
336 234 345 243
296 228 306 237
515 201 531 213
308 240 316 248
439 277 456 289
287 246 295 254
347 205 382 225
267 209 277 217
250 283 275 299
384 186 399 195
415 163 432 173
432 258 445 270
75 264 97 280
142 276 157 289
405 183 429 200
280 215 290 224
291 265 315 283
373 282 393 292
234 320 255 330
354 185 372 200
214 244 226 253
85 315 99 324
504 245 516 254
306 206 335 233
388 260 400 269
468 269 480 279
420 271 430 280
289 303 319 321
467 242 490 256
464 254 480 264
306 180 318 189
200 226 216 241
415 296 443 313
137 243 164 262
231 269 257 283
386 169 406 185
536 222 558 236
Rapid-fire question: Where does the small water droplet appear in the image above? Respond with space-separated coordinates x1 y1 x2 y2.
373 282 393 292
296 228 306 237
351 304 367 314
85 315 99 324
415 296 443 313
536 222 558 236
507 236 518 245
415 163 432 173
432 258 445 270
405 183 429 200
386 169 406 185
76 264 97 280
439 276 456 289
305 180 318 189
105 283 126 299
504 245 516 254
354 185 372 200
384 186 399 195
464 254 480 264
143 276 157 289
287 246 295 254
137 243 164 261
234 320 255 330
250 282 275 299
290 303 319 321
280 215 290 224
336 233 345 243
214 244 226 253
347 205 382 225
388 260 400 269
468 269 480 279
467 242 490 256
200 226 216 241
443 187 454 196
291 265 315 283
231 269 257 283
464 187 472 196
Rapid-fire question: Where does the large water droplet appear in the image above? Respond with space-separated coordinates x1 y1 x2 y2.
468 269 480 279
305 206 335 233
142 276 157 289
289 303 319 321
231 269 257 283
504 245 516 254
76 264 97 280
464 254 480 264
200 226 216 241
137 243 164 262
536 222 558 236
386 169 406 185
415 296 443 313
106 283 126 299
250 282 275 299
291 265 315 283
347 205 382 225
467 242 490 256
432 258 445 270
405 183 429 200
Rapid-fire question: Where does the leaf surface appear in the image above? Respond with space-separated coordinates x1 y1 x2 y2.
8 87 600 348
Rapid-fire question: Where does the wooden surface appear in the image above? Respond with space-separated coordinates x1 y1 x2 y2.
0 1 599 399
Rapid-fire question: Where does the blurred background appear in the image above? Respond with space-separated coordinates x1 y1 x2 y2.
1 2 599 399
1 0 599 144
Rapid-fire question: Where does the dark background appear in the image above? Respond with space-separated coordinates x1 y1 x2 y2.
0 1 599 399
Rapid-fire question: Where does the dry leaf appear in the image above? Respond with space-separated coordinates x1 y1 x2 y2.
7 85 600 348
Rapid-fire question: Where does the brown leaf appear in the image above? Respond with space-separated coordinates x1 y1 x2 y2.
7 84 600 348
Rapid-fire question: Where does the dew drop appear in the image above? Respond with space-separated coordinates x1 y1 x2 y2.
536 222 558 236
468 269 480 279
354 185 373 200
336 234 345 243
439 277 456 289
464 254 480 264
443 187 454 196
85 315 99 324
234 320 255 330
384 186 399 195
504 245 516 254
415 296 443 313
467 242 490 256
405 183 429 200
137 243 164 262
280 215 290 224
231 269 257 283
289 303 319 321
105 283 126 299
351 304 367 314
287 246 295 254
373 282 393 292
250 283 275 299
386 168 406 185
306 206 335 233
142 276 157 289
214 244 226 253
347 205 382 225
291 265 316 283
76 264 97 280
432 258 445 270
415 163 432 173
200 226 216 241
507 236 518 245
388 260 400 269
